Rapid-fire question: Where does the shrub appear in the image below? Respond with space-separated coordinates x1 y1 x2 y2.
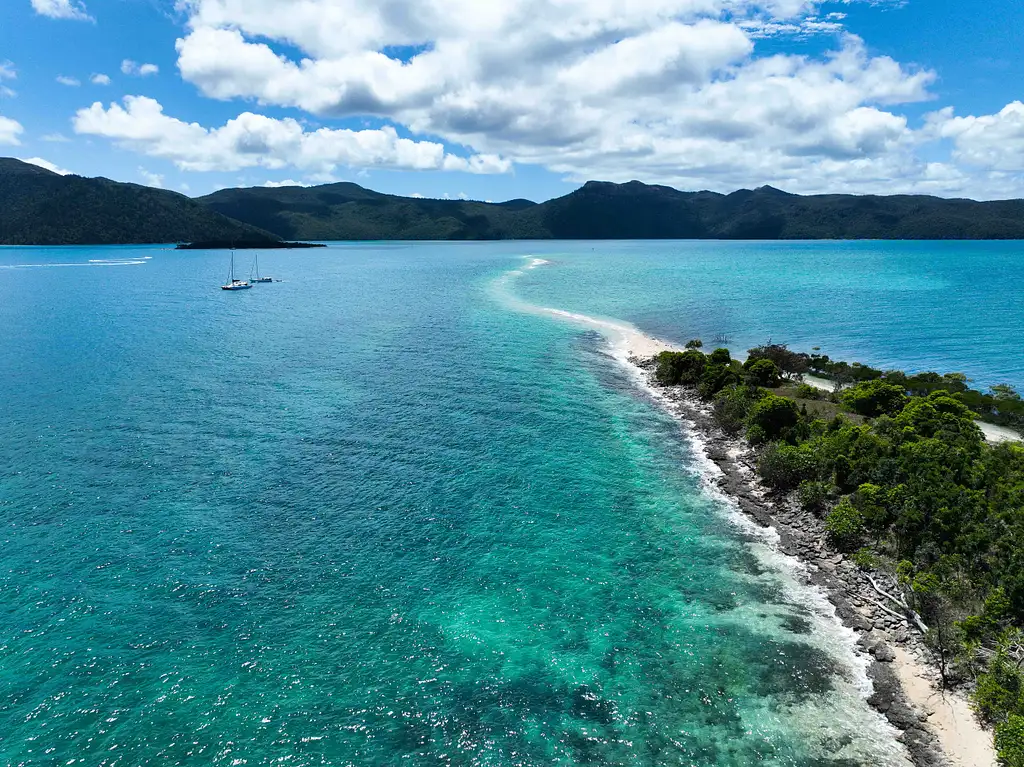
852 547 879 571
745 359 782 388
697 364 737 400
713 385 764 435
974 654 1024 725
852 483 893 532
747 343 810 378
685 339 703 349
708 347 732 366
996 715 1024 767
795 383 824 400
655 350 707 386
798 480 833 515
825 497 865 551
841 379 909 418
747 394 800 441
747 425 767 445
757 442 819 492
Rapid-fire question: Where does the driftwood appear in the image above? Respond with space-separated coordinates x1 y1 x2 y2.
866 596 913 625
866 573 930 634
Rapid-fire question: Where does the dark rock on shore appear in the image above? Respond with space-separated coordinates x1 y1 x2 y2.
630 356 951 767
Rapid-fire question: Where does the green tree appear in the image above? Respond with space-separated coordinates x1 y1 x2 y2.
655 350 707 386
713 385 764 435
825 497 865 551
708 348 732 366
996 715 1024 767
841 379 909 418
992 384 1022 402
757 443 819 492
745 359 782 388
747 394 800 442
697 364 737 400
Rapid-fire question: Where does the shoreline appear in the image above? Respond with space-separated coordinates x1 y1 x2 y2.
800 374 1022 445
626 353 997 767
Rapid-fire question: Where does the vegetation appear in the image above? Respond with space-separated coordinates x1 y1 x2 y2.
772 344 1023 431
841 379 909 418
197 176 1024 242
744 359 783 388
0 158 277 245
654 341 1024 762
11 161 1024 244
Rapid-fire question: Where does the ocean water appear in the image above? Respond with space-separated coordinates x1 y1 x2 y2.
0 240 1020 766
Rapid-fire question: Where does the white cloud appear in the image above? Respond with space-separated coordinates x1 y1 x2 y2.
121 60 160 77
73 95 512 175
42 132 71 142
261 179 310 187
91 73 111 85
56 75 81 86
21 156 73 175
30 0 92 21
0 61 15 97
137 167 165 188
0 116 24 145
928 102 1024 174
167 0 974 195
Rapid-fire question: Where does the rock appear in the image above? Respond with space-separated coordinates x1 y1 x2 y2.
874 643 897 663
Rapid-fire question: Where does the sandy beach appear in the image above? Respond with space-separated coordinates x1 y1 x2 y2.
612 345 998 767
892 647 998 766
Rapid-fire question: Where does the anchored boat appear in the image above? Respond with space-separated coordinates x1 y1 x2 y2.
221 250 252 290
251 252 273 283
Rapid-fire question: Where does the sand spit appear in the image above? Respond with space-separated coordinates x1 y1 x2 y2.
628 356 997 767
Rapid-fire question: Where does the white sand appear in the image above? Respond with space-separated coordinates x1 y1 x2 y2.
979 421 1023 444
798 375 1022 445
891 647 997 767
802 374 838 392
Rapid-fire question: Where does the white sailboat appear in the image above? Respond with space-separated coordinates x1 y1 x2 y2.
221 250 252 290
250 252 273 283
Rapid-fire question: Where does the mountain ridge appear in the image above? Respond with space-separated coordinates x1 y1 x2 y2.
0 159 279 246
4 158 1024 243
199 177 1024 241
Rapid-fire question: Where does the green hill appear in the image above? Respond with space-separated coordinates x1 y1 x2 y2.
6 156 1024 244
196 183 540 240
0 158 278 245
199 179 1024 241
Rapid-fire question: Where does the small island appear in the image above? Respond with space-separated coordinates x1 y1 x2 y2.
638 341 1023 767
175 240 327 250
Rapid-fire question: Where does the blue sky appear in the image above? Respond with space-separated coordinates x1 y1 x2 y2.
1 0 1023 201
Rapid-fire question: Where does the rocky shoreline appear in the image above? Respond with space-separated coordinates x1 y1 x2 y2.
630 356 970 767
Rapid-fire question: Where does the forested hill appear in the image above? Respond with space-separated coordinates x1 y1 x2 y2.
0 159 278 246
199 179 1024 241
6 156 1024 244
196 182 541 241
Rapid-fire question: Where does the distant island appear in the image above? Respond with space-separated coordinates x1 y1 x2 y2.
5 157 1024 244
175 240 326 250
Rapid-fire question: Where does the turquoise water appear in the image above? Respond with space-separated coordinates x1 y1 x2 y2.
0 241 1019 766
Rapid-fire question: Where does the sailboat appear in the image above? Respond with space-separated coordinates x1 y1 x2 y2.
250 252 273 283
221 250 252 290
